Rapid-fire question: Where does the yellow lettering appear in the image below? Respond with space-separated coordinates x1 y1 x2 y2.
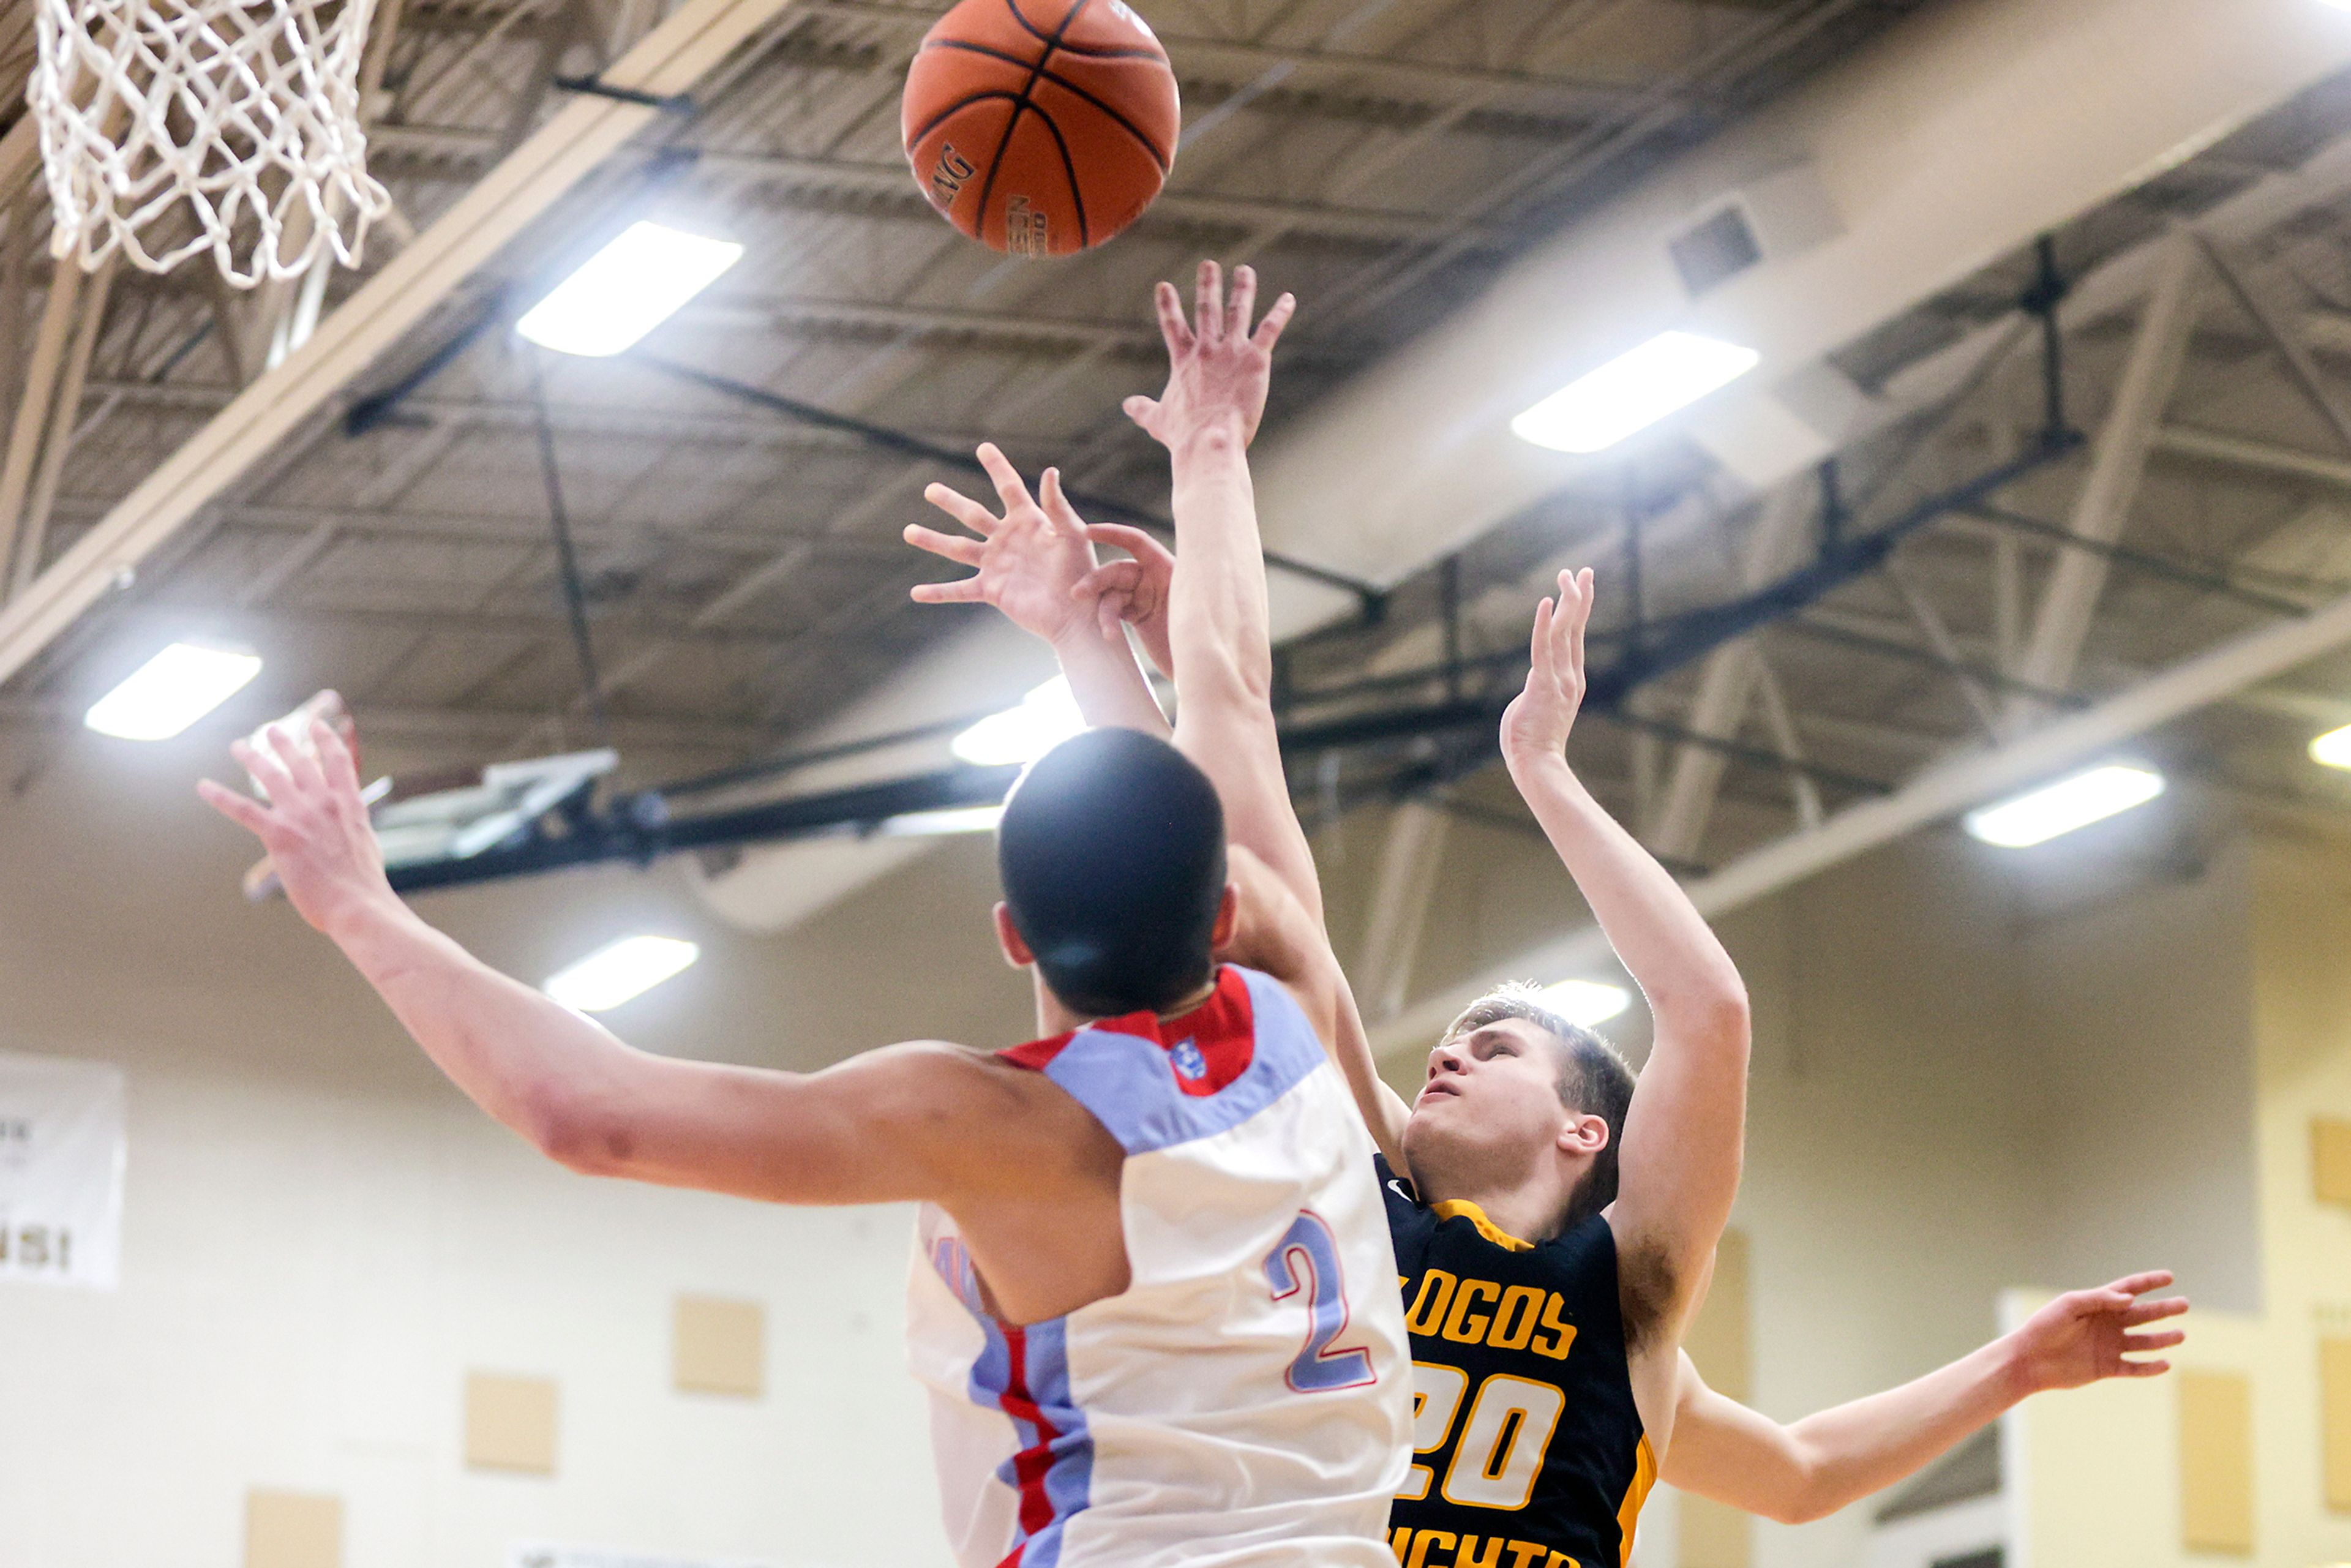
1404 1269 1458 1335
1389 1527 1414 1565
1504 1545 1549 1568
1406 1530 1457 1568
1455 1537 1503 1568
1442 1278 1502 1343
1544 1554 1580 1568
1529 1294 1580 1361
1487 1285 1545 1351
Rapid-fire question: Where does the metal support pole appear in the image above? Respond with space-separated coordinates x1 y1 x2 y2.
14 259 117 598
2006 234 2201 727
0 264 86 594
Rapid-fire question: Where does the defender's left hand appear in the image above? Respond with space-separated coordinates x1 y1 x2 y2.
1501 567 1594 767
2006 1271 2188 1391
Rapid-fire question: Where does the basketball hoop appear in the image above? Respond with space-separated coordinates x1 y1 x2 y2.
29 0 394 287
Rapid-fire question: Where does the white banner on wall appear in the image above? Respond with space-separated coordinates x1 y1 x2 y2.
0 1051 125 1290
510 1547 788 1568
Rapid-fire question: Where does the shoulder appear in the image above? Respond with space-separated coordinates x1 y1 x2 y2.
856 1040 1118 1191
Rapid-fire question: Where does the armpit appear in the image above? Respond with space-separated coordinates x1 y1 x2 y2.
1617 1237 1683 1356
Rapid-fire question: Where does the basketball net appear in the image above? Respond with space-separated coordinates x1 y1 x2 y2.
29 0 394 287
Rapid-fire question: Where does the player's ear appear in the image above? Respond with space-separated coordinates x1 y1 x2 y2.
1557 1111 1609 1158
1210 882 1241 950
993 902 1036 969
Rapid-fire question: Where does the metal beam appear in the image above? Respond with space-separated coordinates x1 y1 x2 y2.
80 377 891 449
12 260 118 599
2195 234 2351 456
1641 481 1815 859
366 131 1505 249
785 0 1651 115
0 0 804 691
0 266 89 595
1355 800 1452 1023
2157 424 2351 490
2006 236 2201 726
1374 579 2351 1055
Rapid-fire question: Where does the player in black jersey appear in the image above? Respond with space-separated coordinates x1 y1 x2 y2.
913 260 2188 1568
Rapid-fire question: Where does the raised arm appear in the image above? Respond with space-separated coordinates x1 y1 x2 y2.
1501 571 1751 1341
1126 262 1324 927
197 721 1070 1209
1664 1272 2186 1522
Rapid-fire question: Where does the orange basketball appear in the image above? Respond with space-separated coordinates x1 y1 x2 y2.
901 0 1180 257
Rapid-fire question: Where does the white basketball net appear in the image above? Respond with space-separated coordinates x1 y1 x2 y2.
29 0 394 287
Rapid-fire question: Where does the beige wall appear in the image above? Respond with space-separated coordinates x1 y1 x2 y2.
2012 831 2351 1567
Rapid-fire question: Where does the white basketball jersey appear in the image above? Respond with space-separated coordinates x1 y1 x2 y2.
906 965 1411 1568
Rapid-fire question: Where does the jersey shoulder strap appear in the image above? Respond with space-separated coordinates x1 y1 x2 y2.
994 966 1325 1155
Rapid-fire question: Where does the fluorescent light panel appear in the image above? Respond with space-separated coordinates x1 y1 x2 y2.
1963 764 2165 848
516 222 744 358
880 805 1005 837
1535 978 1633 1028
951 677 1087 767
2312 722 2351 771
84 642 263 740
544 935 700 1013
1512 330 1761 454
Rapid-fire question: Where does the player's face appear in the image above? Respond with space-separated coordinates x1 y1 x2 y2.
1406 1019 1569 1162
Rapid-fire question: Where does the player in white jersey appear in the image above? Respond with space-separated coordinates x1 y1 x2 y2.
910 957 1403 1567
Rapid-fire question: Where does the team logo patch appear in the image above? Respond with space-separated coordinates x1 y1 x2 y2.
1170 1038 1209 1082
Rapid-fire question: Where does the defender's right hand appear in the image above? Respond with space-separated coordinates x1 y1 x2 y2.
907 443 1104 649
198 718 396 939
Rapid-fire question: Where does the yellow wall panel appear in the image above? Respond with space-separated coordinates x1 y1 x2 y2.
2178 1370 2255 1555
1684 1229 1752 1402
2325 1337 2351 1514
2315 1117 2351 1209
675 1295 765 1397
1679 1493 1753 1568
244 1490 341 1568
465 1372 558 1475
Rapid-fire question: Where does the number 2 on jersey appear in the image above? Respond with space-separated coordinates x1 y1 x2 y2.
1264 1211 1375 1392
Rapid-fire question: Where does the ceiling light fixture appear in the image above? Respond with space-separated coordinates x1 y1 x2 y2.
879 805 1006 837
1535 978 1634 1028
544 935 700 1013
1963 764 2166 848
951 677 1087 768
2312 722 2351 771
1511 330 1761 454
516 221 744 358
83 641 263 740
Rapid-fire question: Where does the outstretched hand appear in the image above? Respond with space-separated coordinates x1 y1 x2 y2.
1501 567 1595 767
906 443 1103 647
2007 1271 2188 1392
197 715 395 939
1125 260 1295 451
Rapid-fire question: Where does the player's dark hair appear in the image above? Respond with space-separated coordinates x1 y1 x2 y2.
1442 984 1637 1225
997 727 1228 1020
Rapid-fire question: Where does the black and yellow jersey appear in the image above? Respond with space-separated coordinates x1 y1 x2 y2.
1380 1157 1656 1568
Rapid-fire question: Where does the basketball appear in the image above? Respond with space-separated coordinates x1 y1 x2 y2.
901 0 1180 257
